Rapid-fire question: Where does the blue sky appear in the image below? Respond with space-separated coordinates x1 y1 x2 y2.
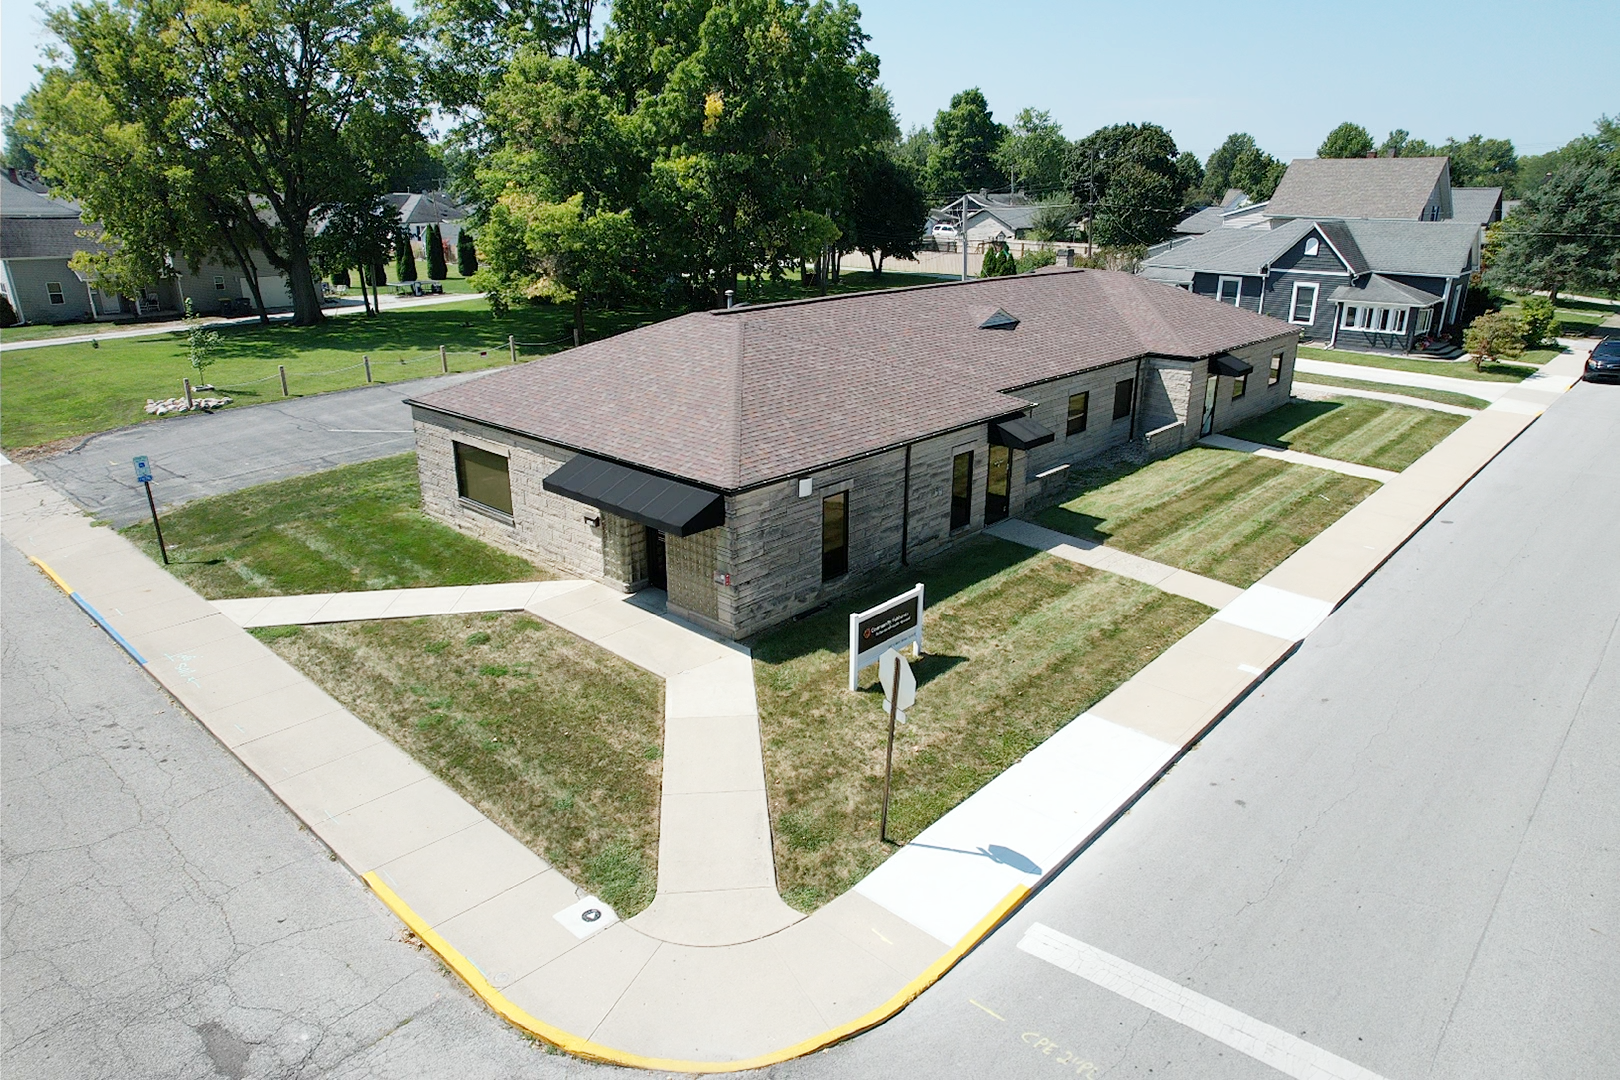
6 0 1617 162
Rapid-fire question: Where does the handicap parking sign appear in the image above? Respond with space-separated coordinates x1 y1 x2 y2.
133 455 153 483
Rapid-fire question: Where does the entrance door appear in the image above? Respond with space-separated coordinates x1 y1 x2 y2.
985 445 1011 524
1200 374 1219 436
645 527 667 590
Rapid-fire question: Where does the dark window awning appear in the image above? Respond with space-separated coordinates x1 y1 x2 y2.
542 454 725 537
1209 353 1254 377
990 415 1056 451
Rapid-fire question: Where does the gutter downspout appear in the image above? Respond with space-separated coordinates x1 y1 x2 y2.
899 443 912 566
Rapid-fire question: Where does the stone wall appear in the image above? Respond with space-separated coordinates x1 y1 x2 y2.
1205 335 1297 434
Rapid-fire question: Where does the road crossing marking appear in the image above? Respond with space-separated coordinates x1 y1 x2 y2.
1017 923 1389 1080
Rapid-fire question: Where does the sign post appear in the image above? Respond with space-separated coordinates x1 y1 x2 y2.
848 583 924 691
133 455 168 565
877 647 916 843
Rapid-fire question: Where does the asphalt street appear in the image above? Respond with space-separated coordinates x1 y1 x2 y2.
26 368 495 526
0 541 603 1079
771 380 1620 1079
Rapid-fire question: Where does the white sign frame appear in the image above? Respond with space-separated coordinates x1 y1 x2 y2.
849 583 924 691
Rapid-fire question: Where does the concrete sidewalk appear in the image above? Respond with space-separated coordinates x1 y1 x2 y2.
1296 357 1517 400
986 518 1243 610
1 346 1585 1070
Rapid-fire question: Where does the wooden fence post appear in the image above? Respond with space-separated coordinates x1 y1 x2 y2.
183 378 193 410
278 365 288 397
363 355 372 383
509 334 517 364
439 345 448 373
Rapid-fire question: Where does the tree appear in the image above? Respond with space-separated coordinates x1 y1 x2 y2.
1463 311 1525 370
417 0 598 117
1229 146 1286 201
894 125 933 178
457 229 478 275
1517 296 1556 346
25 0 423 327
1067 123 1194 246
1443 135 1517 188
993 108 1067 197
1030 201 1078 241
1485 118 1620 307
183 299 222 384
1318 122 1375 159
1202 133 1257 201
397 236 419 282
1 103 38 171
980 242 1015 277
316 196 401 315
925 88 1007 198
425 223 449 279
844 152 926 274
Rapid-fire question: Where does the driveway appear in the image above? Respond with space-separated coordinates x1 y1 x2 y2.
26 369 495 527
0 540 604 1079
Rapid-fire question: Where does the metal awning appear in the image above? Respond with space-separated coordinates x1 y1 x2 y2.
990 416 1056 451
542 454 725 537
1209 354 1255 377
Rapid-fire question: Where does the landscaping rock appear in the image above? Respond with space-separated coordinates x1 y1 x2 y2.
145 396 233 416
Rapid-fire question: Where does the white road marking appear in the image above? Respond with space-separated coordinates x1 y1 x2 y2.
1018 924 1389 1080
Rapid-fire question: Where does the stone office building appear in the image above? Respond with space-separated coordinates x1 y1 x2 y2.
408 269 1297 639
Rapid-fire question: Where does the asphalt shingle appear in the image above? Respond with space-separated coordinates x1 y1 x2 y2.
1266 157 1450 220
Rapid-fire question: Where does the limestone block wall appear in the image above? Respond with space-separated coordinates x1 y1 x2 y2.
1204 335 1297 435
412 409 628 588
1017 359 1142 479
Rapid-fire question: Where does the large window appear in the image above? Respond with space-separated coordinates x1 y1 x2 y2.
46 281 65 305
1232 372 1248 399
1217 276 1242 306
1112 378 1135 421
821 491 848 580
1066 391 1090 436
1341 305 1409 334
950 451 973 531
454 442 513 517
1269 351 1283 386
1289 282 1319 325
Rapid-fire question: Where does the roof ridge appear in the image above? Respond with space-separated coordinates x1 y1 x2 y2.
710 269 1089 317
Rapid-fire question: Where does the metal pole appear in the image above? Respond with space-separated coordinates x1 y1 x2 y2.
509 334 517 363
363 355 372 383
961 195 969 281
439 345 448 373
880 653 901 843
278 365 288 397
145 481 168 565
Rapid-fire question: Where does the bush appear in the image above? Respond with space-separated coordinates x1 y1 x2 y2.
0 294 16 328
396 238 418 282
1463 311 1525 370
980 242 1016 277
1460 272 1501 325
1015 247 1057 274
456 228 477 276
425 223 448 280
331 267 350 287
1517 295 1556 346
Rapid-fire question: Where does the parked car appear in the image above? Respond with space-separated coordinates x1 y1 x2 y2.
930 222 959 239
1585 338 1620 383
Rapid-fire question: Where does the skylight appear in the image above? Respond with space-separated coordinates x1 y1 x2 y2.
979 309 1020 331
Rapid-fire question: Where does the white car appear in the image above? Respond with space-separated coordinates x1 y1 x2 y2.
931 222 959 239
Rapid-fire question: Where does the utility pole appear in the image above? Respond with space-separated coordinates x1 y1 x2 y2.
961 194 969 281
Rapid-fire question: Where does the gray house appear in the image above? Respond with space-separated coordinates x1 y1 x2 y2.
0 173 126 324
406 269 1297 639
1140 217 1479 352
1265 156 1455 223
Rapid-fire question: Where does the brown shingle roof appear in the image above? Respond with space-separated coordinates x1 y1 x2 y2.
410 269 1293 491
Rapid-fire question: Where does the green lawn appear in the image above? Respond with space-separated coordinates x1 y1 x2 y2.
0 270 946 451
121 453 545 598
262 612 666 916
1038 450 1379 589
751 538 1211 912
1298 345 1533 383
1228 396 1469 472
1501 292 1611 339
1294 373 1489 410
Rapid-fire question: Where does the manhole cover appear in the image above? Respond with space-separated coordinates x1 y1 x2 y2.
581 908 602 923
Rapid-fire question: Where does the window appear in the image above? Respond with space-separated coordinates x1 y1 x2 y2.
1269 352 1283 386
1378 307 1391 331
821 491 848 580
1302 237 1320 257
1341 305 1358 328
1393 308 1408 333
1289 283 1318 325
985 445 1010 524
1066 391 1090 436
1217 276 1242 306
1232 372 1248 399
950 451 973 531
46 281 65 305
213 275 226 291
1112 378 1135 421
454 442 513 517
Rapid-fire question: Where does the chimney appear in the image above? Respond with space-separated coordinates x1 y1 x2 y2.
1366 150 1376 158
1056 248 1074 268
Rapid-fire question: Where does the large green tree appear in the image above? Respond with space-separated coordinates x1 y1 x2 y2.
1067 122 1195 245
843 150 926 273
1318 122 1375 159
1201 132 1285 202
25 0 423 325
993 107 1067 198
925 88 1006 199
1486 118 1620 307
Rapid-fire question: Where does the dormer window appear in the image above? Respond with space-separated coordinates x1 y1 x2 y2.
1303 237 1320 257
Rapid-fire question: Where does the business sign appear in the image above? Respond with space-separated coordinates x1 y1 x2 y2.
849 583 924 691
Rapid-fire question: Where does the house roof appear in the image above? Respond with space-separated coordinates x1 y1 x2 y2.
1266 157 1451 220
966 204 1065 233
1 178 106 259
1450 186 1503 227
1174 206 1224 235
384 191 467 226
1142 218 1474 280
1 174 82 221
1329 274 1443 307
409 270 1294 493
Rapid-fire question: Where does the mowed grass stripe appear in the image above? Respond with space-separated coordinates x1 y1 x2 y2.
753 538 1212 912
1230 397 1468 472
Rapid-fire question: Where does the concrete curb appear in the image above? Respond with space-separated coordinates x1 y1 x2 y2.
366 870 1029 1073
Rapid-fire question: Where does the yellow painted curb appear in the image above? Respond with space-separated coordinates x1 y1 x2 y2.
29 556 73 594
364 871 1030 1072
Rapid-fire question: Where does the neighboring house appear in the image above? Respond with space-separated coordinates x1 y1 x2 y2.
1264 156 1454 222
1174 189 1262 235
386 191 468 249
1450 186 1504 228
1 172 126 324
1141 217 1480 351
406 269 1297 639
930 190 1070 242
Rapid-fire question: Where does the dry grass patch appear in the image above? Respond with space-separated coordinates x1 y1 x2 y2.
1039 449 1379 588
259 611 664 914
1228 397 1468 472
751 538 1211 912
